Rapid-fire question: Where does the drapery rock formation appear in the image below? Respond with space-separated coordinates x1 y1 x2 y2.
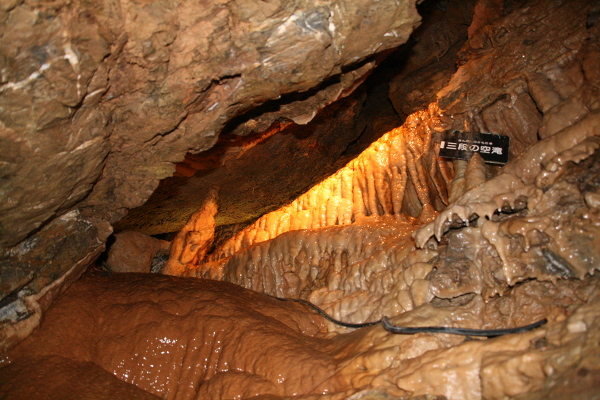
114 0 475 238
2 0 600 399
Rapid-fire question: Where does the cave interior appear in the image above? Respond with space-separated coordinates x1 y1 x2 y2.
1 0 600 399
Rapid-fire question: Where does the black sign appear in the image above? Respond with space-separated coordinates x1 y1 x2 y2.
439 131 510 165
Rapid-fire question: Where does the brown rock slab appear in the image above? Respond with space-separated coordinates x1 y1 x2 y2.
0 0 421 248
105 231 170 274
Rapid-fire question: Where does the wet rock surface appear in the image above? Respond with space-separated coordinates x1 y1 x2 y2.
2 267 599 400
2 273 343 399
0 355 162 400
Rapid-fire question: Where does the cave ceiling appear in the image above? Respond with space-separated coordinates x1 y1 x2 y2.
0 0 421 248
114 0 475 239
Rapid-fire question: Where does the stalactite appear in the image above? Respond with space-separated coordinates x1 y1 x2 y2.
415 110 600 249
210 103 450 261
448 159 468 203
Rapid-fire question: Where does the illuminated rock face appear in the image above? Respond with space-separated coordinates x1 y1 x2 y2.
171 109 600 323
210 103 449 257
169 104 449 324
149 0 600 398
162 188 218 276
166 0 600 324
154 129 600 398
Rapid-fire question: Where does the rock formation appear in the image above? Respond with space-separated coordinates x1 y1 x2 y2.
0 0 421 345
0 0 420 247
1 0 600 399
105 231 170 274
162 187 218 275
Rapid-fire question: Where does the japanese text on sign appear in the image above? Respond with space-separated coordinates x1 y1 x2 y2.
438 131 510 165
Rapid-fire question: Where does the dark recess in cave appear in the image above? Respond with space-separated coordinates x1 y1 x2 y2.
114 0 471 242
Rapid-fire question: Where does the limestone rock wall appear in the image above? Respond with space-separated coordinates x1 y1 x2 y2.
115 93 371 237
175 110 600 329
435 0 599 158
0 0 420 248
0 0 420 329
189 0 600 272
163 0 600 329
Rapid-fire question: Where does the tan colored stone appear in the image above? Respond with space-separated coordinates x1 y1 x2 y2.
106 231 170 274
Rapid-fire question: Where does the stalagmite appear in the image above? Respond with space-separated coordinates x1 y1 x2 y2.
163 188 219 276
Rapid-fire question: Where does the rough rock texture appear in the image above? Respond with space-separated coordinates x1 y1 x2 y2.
116 93 369 236
0 0 420 332
168 0 600 319
0 210 112 350
151 109 600 398
388 0 474 119
132 1 600 398
2 269 599 400
162 188 218 275
1 273 344 400
105 231 170 274
205 103 449 261
436 0 599 159
116 0 476 239
0 0 420 248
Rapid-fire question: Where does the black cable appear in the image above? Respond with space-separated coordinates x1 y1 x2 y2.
288 298 382 328
381 316 548 337
282 297 547 337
